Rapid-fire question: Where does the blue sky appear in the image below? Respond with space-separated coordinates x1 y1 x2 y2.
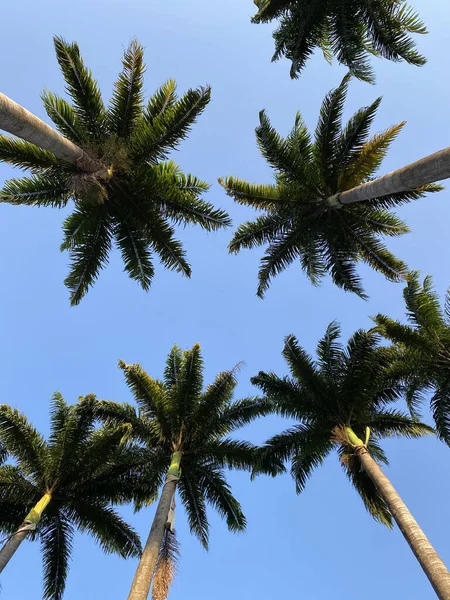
0 0 450 598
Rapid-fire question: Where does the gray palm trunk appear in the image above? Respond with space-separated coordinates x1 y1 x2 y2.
329 146 450 206
127 452 181 600
0 92 103 172
357 446 450 600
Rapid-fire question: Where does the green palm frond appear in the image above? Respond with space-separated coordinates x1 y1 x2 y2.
200 439 258 471
0 136 62 172
198 465 246 532
144 79 178 125
107 39 145 138
118 361 172 437
53 36 105 136
69 500 141 557
1 174 71 208
146 212 192 277
370 410 434 438
430 386 450 446
62 205 113 305
314 74 350 183
0 406 47 478
40 512 74 600
339 448 393 527
131 86 211 163
338 122 405 189
178 471 209 548
163 346 184 389
192 366 240 435
211 397 274 436
113 216 155 290
41 91 89 145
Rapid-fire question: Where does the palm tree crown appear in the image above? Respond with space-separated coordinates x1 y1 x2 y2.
220 75 440 298
251 323 432 525
252 0 427 82
0 36 230 304
0 395 150 600
97 343 276 549
374 272 450 445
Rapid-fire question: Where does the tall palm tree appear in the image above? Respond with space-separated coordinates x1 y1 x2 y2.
252 0 427 82
220 75 441 298
96 343 277 600
252 324 450 599
0 36 230 305
0 394 156 600
373 272 450 445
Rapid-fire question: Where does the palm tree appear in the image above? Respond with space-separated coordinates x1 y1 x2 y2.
220 75 441 298
0 36 230 305
0 394 156 600
251 323 450 599
252 0 427 82
96 343 277 600
373 272 450 445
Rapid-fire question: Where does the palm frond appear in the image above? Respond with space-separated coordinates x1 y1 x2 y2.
0 405 47 478
117 361 172 439
107 39 145 138
198 465 246 533
113 216 154 290
0 135 63 172
61 205 113 305
131 86 211 163
178 471 209 548
40 512 74 600
163 346 183 389
339 122 405 190
0 173 71 208
53 36 105 136
41 91 89 144
370 409 434 439
69 500 141 558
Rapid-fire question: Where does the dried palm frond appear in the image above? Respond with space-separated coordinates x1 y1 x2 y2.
152 528 180 600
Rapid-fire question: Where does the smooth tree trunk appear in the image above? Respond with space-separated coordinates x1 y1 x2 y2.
0 93 104 173
356 444 450 600
127 452 182 600
328 146 450 206
0 492 52 573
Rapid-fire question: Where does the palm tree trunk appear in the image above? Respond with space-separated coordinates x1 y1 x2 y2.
127 452 182 600
357 446 450 600
329 146 450 206
0 492 52 573
0 93 103 173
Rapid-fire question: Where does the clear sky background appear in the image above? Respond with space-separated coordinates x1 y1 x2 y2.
0 0 449 598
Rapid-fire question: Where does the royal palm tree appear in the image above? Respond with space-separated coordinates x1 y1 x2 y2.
0 36 230 304
220 75 441 298
96 343 276 600
252 0 427 82
252 324 450 599
374 272 450 445
0 395 157 600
